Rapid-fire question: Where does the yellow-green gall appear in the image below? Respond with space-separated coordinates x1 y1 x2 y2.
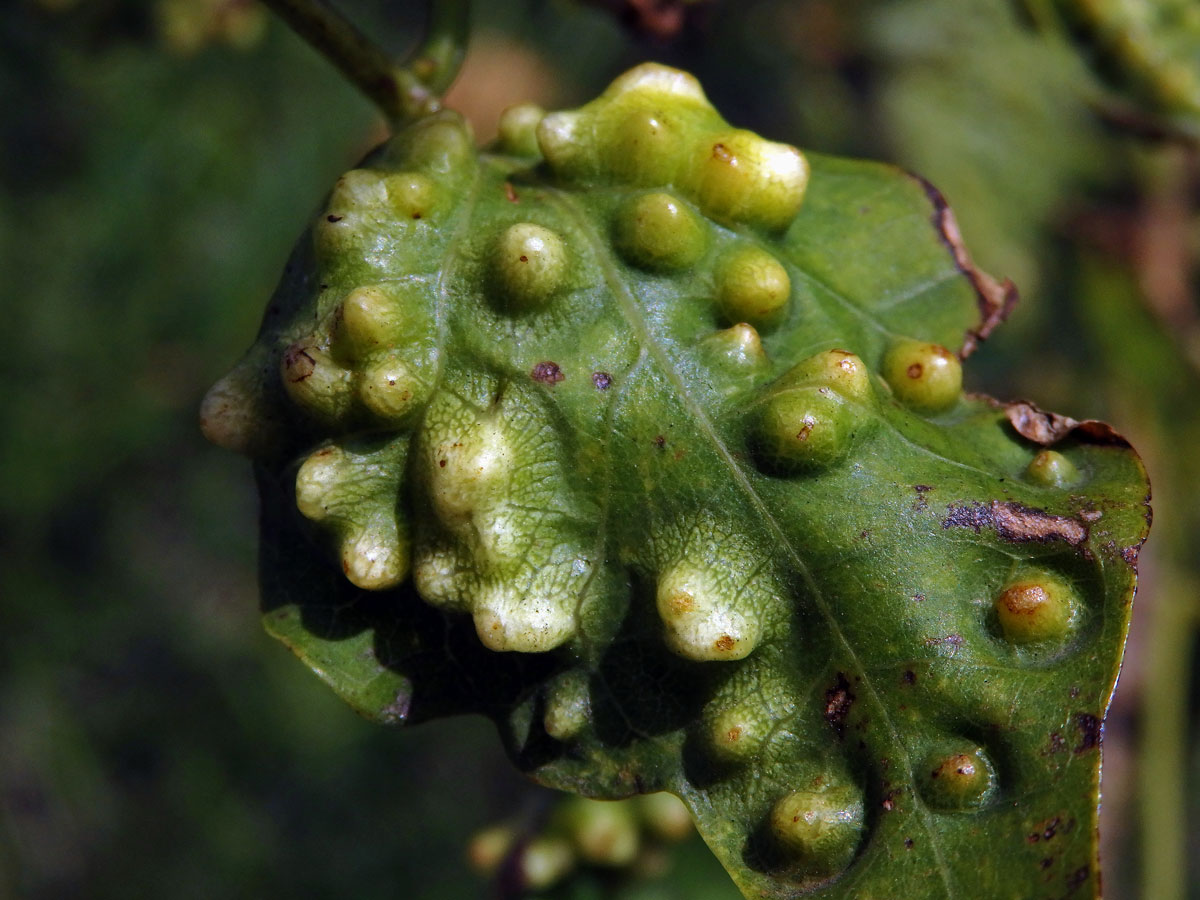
518 836 574 891
757 386 864 471
496 103 546 157
325 169 388 212
428 415 514 524
383 172 438 221
784 349 873 403
358 354 427 424
472 582 578 653
467 824 518 875
537 63 710 182
919 746 997 812
698 323 769 375
994 571 1078 645
656 559 762 661
294 444 410 591
881 339 962 414
339 526 408 591
402 111 474 175
634 793 692 842
683 130 809 230
560 798 640 867
615 192 707 272
612 109 684 186
543 671 590 742
492 222 569 309
715 246 791 326
768 782 864 875
335 286 404 359
295 445 346 522
706 703 772 763
1026 449 1080 488
280 340 354 422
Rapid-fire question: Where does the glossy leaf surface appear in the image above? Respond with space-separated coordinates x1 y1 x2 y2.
203 64 1150 899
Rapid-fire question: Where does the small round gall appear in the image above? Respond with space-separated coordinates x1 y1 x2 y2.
615 192 707 272
496 103 546 157
715 247 791 327
1026 449 1081 488
769 782 864 875
881 339 962 414
756 386 864 471
358 354 427 424
994 571 1079 645
492 222 569 309
919 745 997 812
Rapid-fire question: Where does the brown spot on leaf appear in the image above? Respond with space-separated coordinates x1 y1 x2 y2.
1074 713 1101 753
906 363 923 379
668 591 693 614
283 345 317 382
1000 399 1133 448
1066 865 1090 893
942 501 1088 546
592 371 612 390
653 435 666 449
823 673 855 737
1028 816 1061 843
1043 732 1068 756
326 214 344 223
712 142 732 162
713 634 735 652
902 670 916 685
531 361 564 384
504 181 519 203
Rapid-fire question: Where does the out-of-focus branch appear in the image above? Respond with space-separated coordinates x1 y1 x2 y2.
261 0 469 123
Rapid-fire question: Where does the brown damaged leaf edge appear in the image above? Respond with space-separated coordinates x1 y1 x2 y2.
1000 399 1132 448
906 172 1019 358
943 500 1089 546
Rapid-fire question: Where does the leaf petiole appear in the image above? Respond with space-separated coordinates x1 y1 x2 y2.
261 0 470 124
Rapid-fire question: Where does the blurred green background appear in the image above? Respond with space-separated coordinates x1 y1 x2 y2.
1 0 1196 897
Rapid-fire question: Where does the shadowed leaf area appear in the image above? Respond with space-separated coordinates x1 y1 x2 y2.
203 63 1150 899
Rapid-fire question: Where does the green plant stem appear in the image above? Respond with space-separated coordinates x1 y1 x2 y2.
261 0 469 123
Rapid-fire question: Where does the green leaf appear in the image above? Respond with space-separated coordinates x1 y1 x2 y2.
205 63 1150 898
1033 0 1200 137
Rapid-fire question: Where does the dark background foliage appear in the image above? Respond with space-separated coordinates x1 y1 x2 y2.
1 1 1195 897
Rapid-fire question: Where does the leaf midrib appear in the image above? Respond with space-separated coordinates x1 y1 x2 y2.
546 186 959 899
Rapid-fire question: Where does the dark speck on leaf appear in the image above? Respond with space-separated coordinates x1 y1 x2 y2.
653 435 666 449
326 214 343 223
1067 866 1089 893
1074 713 1101 752
824 673 855 737
592 371 613 390
531 361 564 384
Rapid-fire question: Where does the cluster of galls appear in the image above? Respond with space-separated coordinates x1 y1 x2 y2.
202 63 1094 889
